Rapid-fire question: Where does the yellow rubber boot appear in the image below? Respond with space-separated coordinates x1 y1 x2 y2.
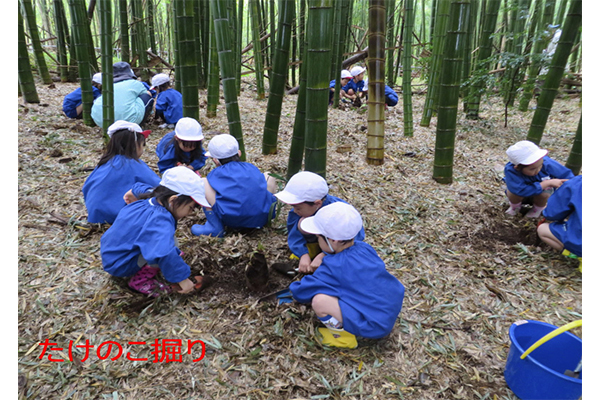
562 250 582 272
317 327 358 349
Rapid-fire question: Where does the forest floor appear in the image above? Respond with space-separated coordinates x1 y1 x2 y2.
17 79 582 400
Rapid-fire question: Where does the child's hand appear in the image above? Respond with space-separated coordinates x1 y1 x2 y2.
298 254 313 274
309 253 325 272
123 189 138 204
176 278 195 294
542 178 569 189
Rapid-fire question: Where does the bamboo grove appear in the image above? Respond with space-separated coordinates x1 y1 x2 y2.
18 0 582 182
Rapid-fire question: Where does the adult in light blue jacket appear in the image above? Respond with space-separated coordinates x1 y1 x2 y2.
91 62 154 127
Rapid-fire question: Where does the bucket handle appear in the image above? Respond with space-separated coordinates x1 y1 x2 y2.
520 319 582 360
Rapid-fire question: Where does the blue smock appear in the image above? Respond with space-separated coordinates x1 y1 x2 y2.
286 195 366 258
155 131 207 174
82 155 161 224
100 198 190 283
544 175 582 257
62 87 101 118
290 241 405 339
155 89 183 125
385 85 398 106
503 156 575 198
207 161 277 229
345 79 365 94
91 79 149 126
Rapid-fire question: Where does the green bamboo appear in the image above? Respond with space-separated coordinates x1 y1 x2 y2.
236 0 244 94
565 114 582 175
366 0 387 166
385 0 396 86
502 0 529 107
118 0 130 62
526 0 581 144
303 0 334 177
402 0 414 137
176 0 200 120
53 0 70 82
420 0 450 127
465 0 501 119
211 0 246 159
98 0 114 136
517 0 543 111
262 0 295 155
68 0 95 126
287 27 309 179
131 0 149 81
433 0 470 184
20 0 52 84
18 8 40 103
330 0 344 108
207 5 220 118
147 0 157 54
250 0 266 99
461 0 478 107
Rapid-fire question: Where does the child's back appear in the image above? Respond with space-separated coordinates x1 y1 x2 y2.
82 121 160 224
151 74 183 126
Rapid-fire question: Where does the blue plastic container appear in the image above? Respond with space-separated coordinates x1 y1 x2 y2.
504 320 582 400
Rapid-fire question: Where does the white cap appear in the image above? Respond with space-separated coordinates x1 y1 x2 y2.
174 117 203 141
506 140 548 166
207 134 239 159
159 166 210 207
107 120 151 139
151 73 170 89
92 73 102 84
341 69 353 79
300 202 363 241
275 171 328 204
350 66 366 77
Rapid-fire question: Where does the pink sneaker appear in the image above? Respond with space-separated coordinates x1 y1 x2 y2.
128 265 172 297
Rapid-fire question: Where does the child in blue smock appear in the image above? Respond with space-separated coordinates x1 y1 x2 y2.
275 171 365 274
537 175 582 269
289 202 405 348
155 117 207 174
82 120 161 224
329 69 353 104
150 73 183 129
91 62 154 127
101 166 212 297
191 133 278 238
361 79 399 107
62 73 103 119
344 65 367 100
504 140 574 218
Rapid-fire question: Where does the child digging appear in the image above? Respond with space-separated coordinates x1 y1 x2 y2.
504 140 574 218
289 202 405 348
101 166 212 297
156 117 207 174
274 171 365 274
150 73 183 129
82 120 160 224
191 133 278 237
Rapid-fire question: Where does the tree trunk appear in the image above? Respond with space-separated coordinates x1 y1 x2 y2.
118 0 130 62
20 0 52 84
262 0 295 155
18 8 40 103
250 0 265 99
176 0 200 120
465 0 501 119
98 0 114 135
420 0 450 127
206 5 220 118
526 0 581 145
53 0 70 82
433 0 470 184
211 0 246 158
68 0 96 126
565 114 582 176
366 0 387 166
402 0 414 137
303 0 333 178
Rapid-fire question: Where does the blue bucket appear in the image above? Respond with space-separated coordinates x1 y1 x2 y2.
504 320 582 400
